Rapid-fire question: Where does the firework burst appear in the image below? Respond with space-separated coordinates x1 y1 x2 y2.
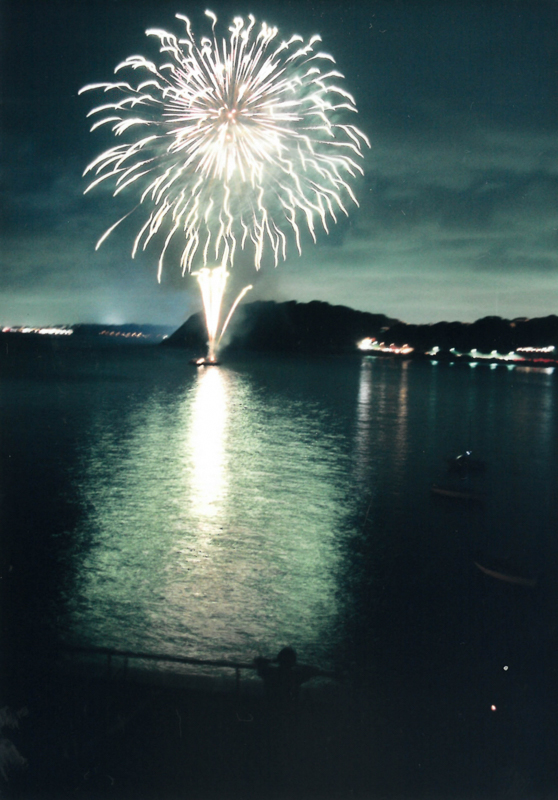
80 11 369 359
80 10 370 279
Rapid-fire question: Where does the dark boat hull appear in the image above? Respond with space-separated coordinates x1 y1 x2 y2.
474 562 537 587
431 484 482 501
190 357 220 366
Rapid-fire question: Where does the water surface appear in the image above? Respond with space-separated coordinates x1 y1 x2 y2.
2 343 557 793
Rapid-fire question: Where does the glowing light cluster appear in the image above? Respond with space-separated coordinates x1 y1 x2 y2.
516 345 556 353
463 348 557 363
2 326 73 336
358 338 414 355
469 348 522 362
79 10 370 280
100 330 165 339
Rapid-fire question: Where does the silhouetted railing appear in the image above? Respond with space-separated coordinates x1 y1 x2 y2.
62 644 256 694
61 644 336 696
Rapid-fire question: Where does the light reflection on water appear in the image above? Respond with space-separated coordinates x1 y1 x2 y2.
55 352 557 673
66 361 352 667
3 345 557 797
185 367 229 521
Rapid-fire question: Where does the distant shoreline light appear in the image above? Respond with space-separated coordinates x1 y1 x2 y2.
2 326 73 336
516 345 555 353
357 338 558 365
100 330 147 339
358 337 414 355
1 325 170 341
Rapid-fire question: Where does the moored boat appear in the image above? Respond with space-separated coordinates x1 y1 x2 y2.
431 484 483 501
447 451 486 473
190 356 221 366
474 561 537 587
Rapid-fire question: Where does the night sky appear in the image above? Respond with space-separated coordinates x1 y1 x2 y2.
1 0 557 327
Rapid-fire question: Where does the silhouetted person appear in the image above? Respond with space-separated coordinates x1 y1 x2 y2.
254 648 322 787
254 647 322 707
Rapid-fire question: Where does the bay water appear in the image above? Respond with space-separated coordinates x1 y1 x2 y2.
2 339 556 794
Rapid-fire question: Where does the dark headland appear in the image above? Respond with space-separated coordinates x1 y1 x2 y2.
163 299 558 356
163 299 398 354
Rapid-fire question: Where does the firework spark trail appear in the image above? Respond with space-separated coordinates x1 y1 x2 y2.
80 10 370 279
218 284 253 346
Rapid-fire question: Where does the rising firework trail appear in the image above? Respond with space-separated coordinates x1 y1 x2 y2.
80 10 369 357
192 266 252 361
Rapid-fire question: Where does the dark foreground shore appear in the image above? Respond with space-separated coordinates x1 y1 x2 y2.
2 655 358 800
3 647 557 800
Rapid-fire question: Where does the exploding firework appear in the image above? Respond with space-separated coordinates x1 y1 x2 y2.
80 10 369 355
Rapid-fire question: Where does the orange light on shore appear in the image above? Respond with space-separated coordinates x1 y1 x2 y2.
357 338 414 355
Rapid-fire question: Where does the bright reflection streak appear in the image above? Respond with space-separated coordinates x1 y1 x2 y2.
394 361 409 459
66 362 347 668
187 366 228 518
354 358 374 485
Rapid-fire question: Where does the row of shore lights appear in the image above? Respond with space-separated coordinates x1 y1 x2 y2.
357 338 414 354
358 338 556 361
433 345 556 361
2 326 73 335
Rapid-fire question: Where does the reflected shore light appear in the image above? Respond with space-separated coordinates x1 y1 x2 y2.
80 11 369 359
188 366 229 517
